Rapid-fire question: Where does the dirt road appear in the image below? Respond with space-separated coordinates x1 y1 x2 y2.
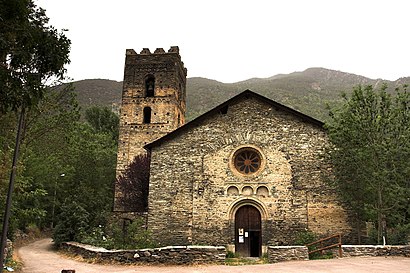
17 238 410 273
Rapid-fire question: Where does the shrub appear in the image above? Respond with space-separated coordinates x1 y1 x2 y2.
294 230 317 245
81 218 157 250
388 224 410 245
52 201 89 245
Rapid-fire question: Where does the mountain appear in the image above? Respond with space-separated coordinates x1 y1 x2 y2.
70 79 123 107
69 68 410 122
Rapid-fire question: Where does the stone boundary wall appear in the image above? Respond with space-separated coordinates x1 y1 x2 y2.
268 246 309 263
341 245 410 258
268 245 410 263
60 242 225 264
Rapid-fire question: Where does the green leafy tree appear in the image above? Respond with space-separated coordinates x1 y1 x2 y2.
51 121 117 242
85 106 119 141
326 84 410 244
52 201 89 245
0 87 79 234
1 1 71 264
0 0 71 112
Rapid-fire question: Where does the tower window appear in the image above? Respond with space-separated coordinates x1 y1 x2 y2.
143 107 152 124
145 76 155 97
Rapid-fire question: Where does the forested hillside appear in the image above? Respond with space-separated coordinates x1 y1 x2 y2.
70 68 410 121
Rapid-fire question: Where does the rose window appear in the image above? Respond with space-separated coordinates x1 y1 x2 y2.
234 148 262 175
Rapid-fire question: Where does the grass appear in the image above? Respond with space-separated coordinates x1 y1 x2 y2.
225 252 269 266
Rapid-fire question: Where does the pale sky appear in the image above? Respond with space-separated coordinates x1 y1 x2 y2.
36 0 409 83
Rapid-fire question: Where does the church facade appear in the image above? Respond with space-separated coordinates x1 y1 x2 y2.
114 47 352 257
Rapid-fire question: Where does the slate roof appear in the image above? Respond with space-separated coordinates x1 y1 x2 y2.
145 89 324 149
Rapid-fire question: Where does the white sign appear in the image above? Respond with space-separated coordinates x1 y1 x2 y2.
245 232 249 238
239 236 244 243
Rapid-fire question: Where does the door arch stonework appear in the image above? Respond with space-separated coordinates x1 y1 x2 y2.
228 197 268 221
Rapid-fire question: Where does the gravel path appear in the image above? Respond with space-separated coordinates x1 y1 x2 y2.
17 238 410 273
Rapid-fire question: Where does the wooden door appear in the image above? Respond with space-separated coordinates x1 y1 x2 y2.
235 205 261 257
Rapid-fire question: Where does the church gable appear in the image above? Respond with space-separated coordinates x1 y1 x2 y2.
145 90 323 151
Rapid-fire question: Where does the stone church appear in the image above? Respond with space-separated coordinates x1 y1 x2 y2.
113 46 352 257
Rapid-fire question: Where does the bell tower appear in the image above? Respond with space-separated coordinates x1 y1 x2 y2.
115 46 187 208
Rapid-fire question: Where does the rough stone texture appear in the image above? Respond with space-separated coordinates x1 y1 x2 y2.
114 46 187 212
268 246 309 263
147 94 352 248
340 245 410 258
60 242 225 265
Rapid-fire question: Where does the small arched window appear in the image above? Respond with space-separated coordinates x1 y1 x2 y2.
143 107 151 124
145 76 155 97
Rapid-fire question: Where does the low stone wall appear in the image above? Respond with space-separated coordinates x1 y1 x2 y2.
268 246 309 263
341 245 410 258
61 241 225 264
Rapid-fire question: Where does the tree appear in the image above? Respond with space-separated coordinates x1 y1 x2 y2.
85 106 119 141
55 122 117 220
326 84 410 244
0 0 70 264
52 201 89 245
0 0 71 112
115 155 151 212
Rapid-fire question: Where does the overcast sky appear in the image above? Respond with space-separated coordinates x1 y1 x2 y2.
36 0 409 83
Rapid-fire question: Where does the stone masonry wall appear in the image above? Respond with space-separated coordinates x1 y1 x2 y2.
268 246 309 263
148 95 352 248
114 47 187 211
60 242 225 265
341 245 410 257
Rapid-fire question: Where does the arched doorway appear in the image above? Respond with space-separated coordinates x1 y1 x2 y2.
235 205 261 257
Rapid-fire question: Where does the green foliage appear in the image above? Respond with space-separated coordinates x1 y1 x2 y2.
387 224 410 245
309 252 334 260
0 85 117 241
294 230 317 245
85 105 119 141
0 0 71 113
81 218 157 250
326 84 410 244
52 201 89 245
53 121 117 229
80 225 113 249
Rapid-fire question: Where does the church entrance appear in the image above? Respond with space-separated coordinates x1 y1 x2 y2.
235 205 261 257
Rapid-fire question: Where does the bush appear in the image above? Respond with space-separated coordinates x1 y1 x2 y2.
80 225 113 249
388 224 410 245
293 230 335 260
294 230 317 245
80 218 157 250
52 201 89 245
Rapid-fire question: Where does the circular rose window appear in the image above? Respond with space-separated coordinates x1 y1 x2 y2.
234 148 262 175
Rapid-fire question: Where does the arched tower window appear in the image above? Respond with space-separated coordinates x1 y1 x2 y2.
143 107 152 124
145 75 155 97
